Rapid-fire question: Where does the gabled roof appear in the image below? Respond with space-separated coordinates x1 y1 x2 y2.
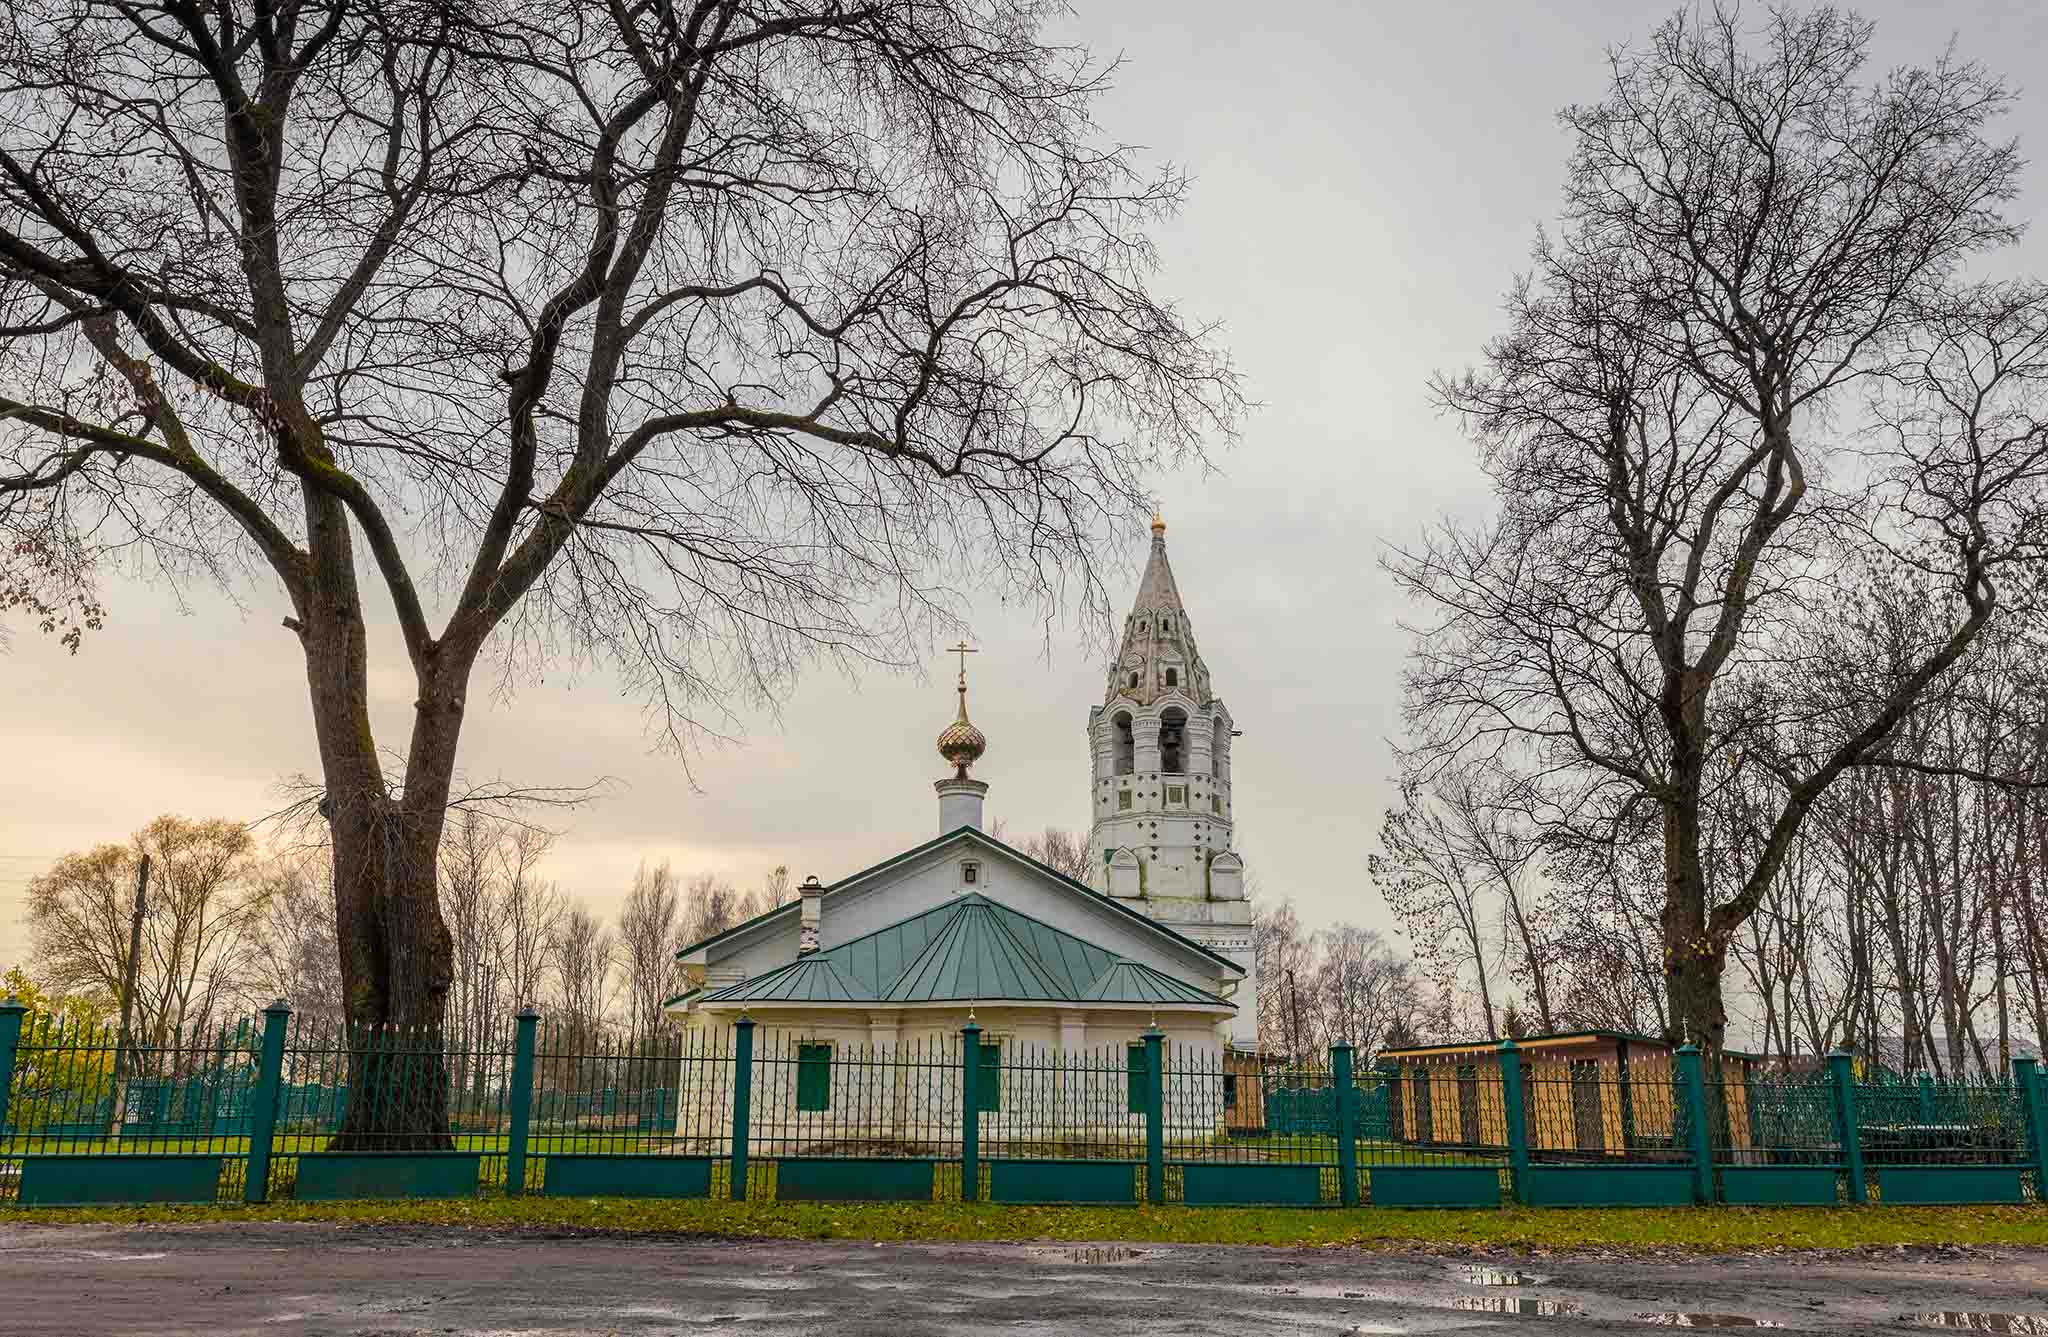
674 824 1242 977
697 893 1232 1011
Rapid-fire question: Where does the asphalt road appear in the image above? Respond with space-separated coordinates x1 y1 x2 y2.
1 1223 2045 1336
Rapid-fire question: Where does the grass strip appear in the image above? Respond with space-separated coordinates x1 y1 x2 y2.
4 1197 2045 1251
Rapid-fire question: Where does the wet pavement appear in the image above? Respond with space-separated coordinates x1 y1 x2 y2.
0 1222 2045 1334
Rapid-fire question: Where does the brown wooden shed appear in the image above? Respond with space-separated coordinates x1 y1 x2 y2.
1377 1031 1756 1159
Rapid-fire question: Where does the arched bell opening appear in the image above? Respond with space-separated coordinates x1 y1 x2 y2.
1159 706 1187 774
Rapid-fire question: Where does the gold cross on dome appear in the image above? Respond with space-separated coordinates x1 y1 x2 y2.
949 640 978 687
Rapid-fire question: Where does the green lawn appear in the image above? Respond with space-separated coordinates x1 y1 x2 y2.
2 1196 2044 1250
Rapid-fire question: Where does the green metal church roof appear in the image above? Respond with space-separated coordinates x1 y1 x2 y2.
673 825 1243 976
1080 959 1225 1008
698 893 1231 1011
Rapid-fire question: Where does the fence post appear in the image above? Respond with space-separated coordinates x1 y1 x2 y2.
1331 1044 1359 1207
2015 1057 2048 1203
1917 1072 1936 1124
1141 1026 1165 1205
1675 1044 1714 1205
961 1020 982 1203
730 1015 754 1202
1828 1048 1866 1205
0 995 25 1135
1376 1056 1402 1142
505 1007 539 1197
1498 1039 1530 1206
244 999 290 1204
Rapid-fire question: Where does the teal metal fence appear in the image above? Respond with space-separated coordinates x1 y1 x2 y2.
3 994 2045 1211
0 1004 262 1204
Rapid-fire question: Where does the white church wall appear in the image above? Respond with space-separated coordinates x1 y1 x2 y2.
673 1006 1229 1148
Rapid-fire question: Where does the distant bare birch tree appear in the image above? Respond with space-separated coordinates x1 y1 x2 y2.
617 863 682 1047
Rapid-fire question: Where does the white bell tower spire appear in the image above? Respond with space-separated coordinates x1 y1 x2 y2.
1085 513 1257 1049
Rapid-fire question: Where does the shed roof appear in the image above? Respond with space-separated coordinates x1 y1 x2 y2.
1380 1029 1666 1059
697 893 1231 1011
1379 1030 1761 1061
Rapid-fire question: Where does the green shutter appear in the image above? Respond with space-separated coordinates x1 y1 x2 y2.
1127 1044 1145 1114
977 1043 1001 1112
797 1044 831 1112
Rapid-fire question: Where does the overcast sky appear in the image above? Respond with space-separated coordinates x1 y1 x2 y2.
6 1 2048 975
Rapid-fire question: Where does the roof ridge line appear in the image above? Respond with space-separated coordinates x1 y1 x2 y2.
875 899 972 1002
978 898 1073 1000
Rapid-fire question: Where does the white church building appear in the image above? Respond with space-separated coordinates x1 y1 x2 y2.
667 517 1262 1144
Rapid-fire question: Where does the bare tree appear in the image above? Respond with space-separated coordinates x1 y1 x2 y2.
440 812 509 1066
0 0 1240 1137
1309 924 1419 1061
758 865 795 910
1252 898 1317 1060
26 816 270 1044
551 906 616 1038
1370 777 1503 1039
251 852 345 1027
496 846 562 1019
1016 826 1094 883
617 862 682 1047
1397 7 2048 1056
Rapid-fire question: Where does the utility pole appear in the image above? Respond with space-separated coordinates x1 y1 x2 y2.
109 853 150 1135
1287 968 1306 1067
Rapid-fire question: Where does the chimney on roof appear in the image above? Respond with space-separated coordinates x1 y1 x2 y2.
798 875 825 956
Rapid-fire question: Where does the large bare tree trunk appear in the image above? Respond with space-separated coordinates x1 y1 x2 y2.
1661 793 1731 1058
297 489 458 1150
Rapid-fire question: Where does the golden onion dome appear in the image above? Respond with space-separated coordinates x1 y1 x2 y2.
937 684 986 778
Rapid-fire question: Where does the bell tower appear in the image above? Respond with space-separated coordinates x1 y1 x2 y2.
1086 513 1257 1049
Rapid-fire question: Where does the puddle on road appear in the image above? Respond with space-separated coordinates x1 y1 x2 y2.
1453 1296 1585 1318
1460 1267 1553 1286
1904 1316 2048 1334
1067 1246 1141 1264
1633 1315 1782 1328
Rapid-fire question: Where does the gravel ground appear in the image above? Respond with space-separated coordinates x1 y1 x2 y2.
1 1222 2046 1335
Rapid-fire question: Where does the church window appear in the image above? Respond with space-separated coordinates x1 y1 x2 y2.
1164 667 1178 688
1111 711 1134 773
1212 795 1222 814
975 1042 1002 1112
1159 706 1187 773
1211 717 1225 778
1128 671 1139 689
1166 785 1186 807
797 1044 832 1111
1118 789 1132 811
960 859 980 889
